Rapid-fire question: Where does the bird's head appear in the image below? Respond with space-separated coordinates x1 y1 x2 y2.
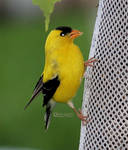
45 26 83 51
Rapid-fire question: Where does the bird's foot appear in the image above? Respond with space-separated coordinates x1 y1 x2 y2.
84 57 98 67
67 101 90 125
76 109 89 126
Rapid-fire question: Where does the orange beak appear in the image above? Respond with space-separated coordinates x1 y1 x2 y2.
70 30 83 39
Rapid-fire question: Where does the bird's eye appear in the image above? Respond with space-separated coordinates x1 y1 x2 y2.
60 33 65 37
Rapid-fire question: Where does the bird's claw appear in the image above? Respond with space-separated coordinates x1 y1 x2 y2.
84 57 98 67
77 109 90 126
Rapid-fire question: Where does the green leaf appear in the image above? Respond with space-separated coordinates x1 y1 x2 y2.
32 0 61 32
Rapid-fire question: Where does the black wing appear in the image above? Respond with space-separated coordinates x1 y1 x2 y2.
42 76 60 106
24 75 60 109
24 75 43 110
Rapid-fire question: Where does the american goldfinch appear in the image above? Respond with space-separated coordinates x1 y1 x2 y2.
25 26 96 129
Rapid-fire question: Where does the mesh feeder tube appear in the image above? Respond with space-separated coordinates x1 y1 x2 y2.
79 0 128 149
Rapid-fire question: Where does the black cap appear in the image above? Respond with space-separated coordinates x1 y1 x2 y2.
56 26 72 36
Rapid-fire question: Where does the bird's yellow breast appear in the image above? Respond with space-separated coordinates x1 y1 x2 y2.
51 43 84 103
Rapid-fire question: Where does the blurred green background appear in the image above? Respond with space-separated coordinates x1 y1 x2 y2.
0 0 97 150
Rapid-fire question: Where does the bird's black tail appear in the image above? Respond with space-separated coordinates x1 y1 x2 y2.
44 104 52 130
44 100 56 130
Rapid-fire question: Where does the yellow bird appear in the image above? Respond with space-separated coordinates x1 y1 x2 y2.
25 26 96 129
